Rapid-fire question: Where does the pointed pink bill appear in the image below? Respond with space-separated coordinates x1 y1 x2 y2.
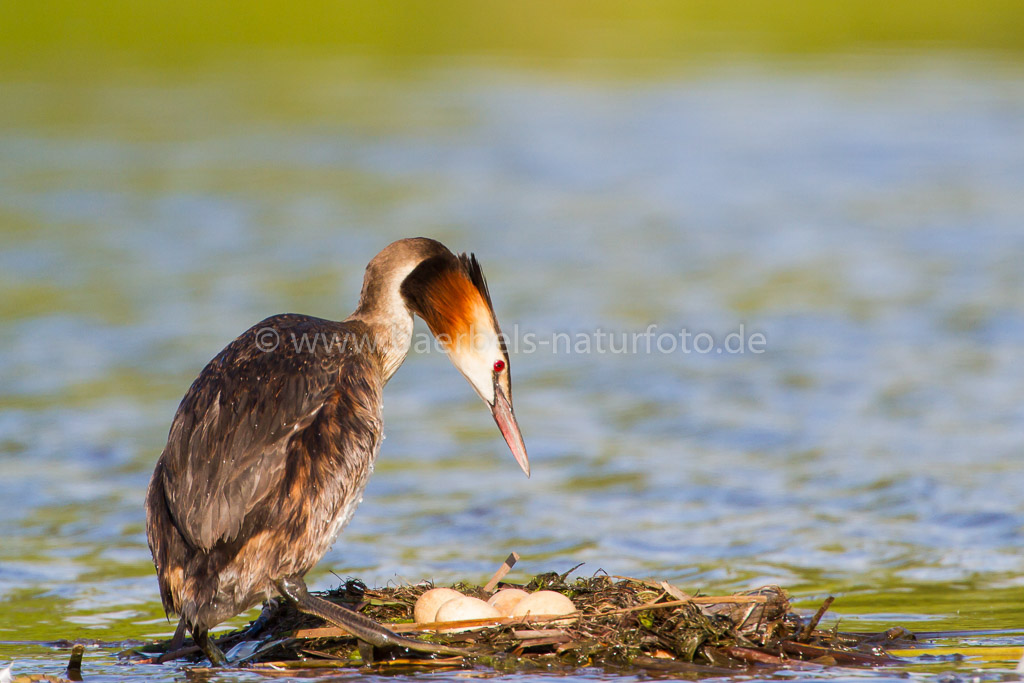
491 384 530 478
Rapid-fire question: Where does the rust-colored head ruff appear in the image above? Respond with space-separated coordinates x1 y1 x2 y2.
402 253 504 366
400 244 528 476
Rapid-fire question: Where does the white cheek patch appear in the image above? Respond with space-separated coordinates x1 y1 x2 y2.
448 323 501 405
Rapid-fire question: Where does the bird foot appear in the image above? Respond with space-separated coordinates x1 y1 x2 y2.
193 629 228 667
276 575 470 657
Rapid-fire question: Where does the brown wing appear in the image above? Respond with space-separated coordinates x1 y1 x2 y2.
156 314 368 550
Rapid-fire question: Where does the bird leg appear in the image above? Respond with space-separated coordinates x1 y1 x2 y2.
169 617 187 651
244 598 279 639
192 628 228 667
275 576 469 657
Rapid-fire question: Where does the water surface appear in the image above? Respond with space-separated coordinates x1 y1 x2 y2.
1 56 1024 680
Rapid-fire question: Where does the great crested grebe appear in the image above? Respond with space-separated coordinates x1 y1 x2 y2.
145 238 528 665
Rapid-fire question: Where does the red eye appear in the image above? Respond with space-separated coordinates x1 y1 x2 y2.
493 359 506 373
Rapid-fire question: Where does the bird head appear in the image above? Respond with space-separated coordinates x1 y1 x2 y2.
401 246 529 477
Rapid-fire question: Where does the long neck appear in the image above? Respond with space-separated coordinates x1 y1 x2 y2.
345 262 419 384
346 308 413 384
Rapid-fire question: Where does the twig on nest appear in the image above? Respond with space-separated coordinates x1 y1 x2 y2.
799 596 835 642
483 552 520 592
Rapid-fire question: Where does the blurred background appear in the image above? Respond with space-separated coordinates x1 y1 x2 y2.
2 1 1024 678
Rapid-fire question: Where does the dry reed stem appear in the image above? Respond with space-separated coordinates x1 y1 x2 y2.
293 611 581 639
483 551 520 592
799 596 835 642
600 594 768 616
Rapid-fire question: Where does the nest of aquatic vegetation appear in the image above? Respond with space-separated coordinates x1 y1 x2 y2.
134 570 917 675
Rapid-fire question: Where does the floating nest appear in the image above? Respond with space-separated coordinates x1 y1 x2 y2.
129 566 917 676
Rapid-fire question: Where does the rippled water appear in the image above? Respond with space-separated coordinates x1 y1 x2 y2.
2 56 1024 680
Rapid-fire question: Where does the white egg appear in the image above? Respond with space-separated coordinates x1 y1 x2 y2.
413 587 464 623
487 588 530 615
433 596 502 632
510 590 577 624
